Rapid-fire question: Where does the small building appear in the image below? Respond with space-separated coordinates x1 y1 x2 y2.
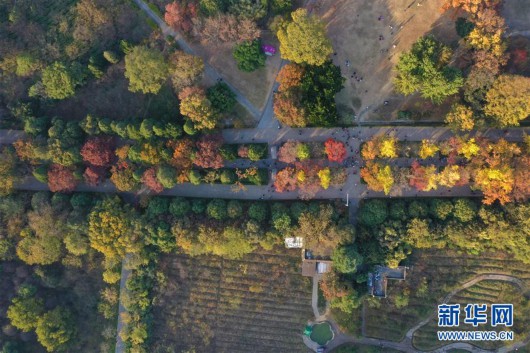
367 265 408 298
285 237 303 248
302 260 332 277
262 44 277 56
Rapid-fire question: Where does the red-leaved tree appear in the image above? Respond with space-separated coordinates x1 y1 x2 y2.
80 136 115 167
193 134 224 169
274 167 297 192
142 167 164 193
48 164 78 192
83 166 106 186
324 138 347 163
165 1 198 34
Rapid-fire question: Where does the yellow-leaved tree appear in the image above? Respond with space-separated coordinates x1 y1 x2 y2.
277 9 333 66
419 140 440 159
88 197 142 261
445 104 475 131
484 75 530 127
318 168 331 189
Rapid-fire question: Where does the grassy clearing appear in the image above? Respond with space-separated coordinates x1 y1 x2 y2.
363 249 530 346
310 322 333 345
152 248 313 353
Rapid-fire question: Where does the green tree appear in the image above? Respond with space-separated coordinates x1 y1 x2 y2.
359 200 388 227
227 200 243 218
277 8 333 65
429 199 454 221
16 233 63 265
228 0 267 20
331 246 363 274
394 36 463 104
453 198 477 223
207 83 236 114
124 46 168 94
41 62 86 99
247 144 267 161
206 199 228 220
169 197 191 217
156 165 177 188
15 53 41 76
7 296 44 332
35 307 76 352
248 203 268 222
233 40 266 72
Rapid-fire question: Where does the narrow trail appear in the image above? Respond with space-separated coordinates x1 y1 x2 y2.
312 274 530 353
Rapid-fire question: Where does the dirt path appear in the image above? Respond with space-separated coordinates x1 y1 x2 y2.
115 258 131 353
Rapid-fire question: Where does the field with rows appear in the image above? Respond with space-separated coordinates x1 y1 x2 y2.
413 280 530 350
151 249 313 353
363 250 530 345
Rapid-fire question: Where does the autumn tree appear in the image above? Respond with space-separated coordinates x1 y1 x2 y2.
274 167 297 192
47 164 78 193
445 103 475 131
142 167 164 193
178 86 219 130
200 14 260 46
80 136 115 167
88 197 141 260
394 36 463 103
324 138 347 163
360 162 394 195
83 166 106 186
419 140 439 159
0 146 17 196
273 91 307 127
277 140 299 163
164 1 198 33
276 63 304 91
169 51 204 92
277 9 333 65
124 46 168 94
193 134 224 169
409 161 438 191
168 138 195 169
110 161 138 191
484 75 530 127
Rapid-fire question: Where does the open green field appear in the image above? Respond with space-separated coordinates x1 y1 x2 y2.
363 250 530 345
310 322 333 345
151 249 313 353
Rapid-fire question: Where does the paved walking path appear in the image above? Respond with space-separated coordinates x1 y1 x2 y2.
314 274 530 353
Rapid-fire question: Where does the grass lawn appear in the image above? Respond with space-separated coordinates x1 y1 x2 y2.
315 0 458 122
310 322 333 345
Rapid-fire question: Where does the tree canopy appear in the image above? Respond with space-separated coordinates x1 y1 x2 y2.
124 46 168 94
394 36 463 104
484 75 530 127
277 9 333 66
